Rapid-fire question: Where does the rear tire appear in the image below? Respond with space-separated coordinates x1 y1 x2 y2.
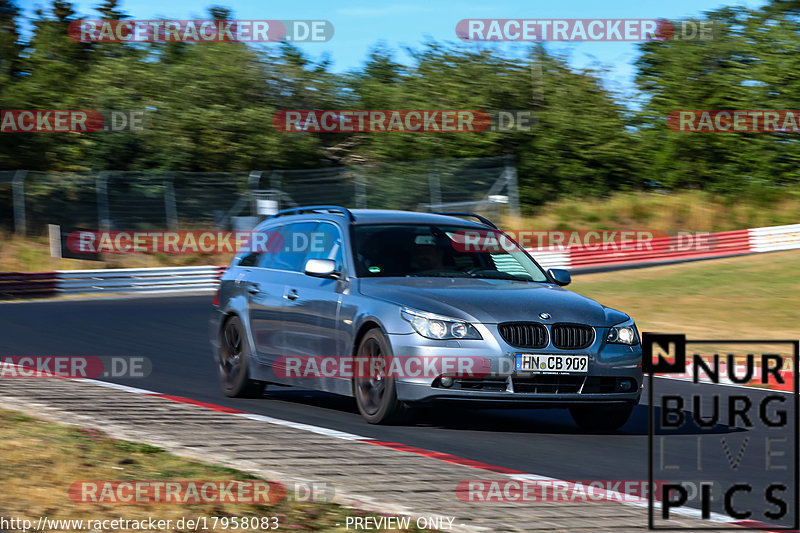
218 315 265 398
570 403 633 431
353 329 408 424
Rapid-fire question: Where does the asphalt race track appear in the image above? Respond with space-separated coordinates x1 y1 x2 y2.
2 295 796 528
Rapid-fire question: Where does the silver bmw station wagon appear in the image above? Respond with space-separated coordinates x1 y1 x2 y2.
210 206 642 428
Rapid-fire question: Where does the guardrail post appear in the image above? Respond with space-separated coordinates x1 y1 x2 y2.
96 171 110 231
12 170 27 235
164 176 178 231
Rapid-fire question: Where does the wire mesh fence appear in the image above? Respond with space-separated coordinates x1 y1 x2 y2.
1 156 519 235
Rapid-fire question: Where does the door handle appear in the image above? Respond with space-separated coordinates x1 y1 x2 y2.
247 284 261 295
285 289 299 301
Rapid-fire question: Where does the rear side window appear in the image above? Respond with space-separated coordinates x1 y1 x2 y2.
271 221 318 272
236 225 281 268
256 227 280 269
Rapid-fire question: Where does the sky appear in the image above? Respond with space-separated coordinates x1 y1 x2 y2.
17 0 769 99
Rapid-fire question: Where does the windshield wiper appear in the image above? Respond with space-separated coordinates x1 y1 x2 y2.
467 270 531 281
406 271 469 278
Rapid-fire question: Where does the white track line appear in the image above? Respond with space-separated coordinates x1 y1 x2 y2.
55 376 758 527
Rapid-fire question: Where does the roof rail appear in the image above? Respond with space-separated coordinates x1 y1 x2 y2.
433 212 497 229
269 205 356 221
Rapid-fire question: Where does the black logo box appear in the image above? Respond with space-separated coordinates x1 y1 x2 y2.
644 333 799 530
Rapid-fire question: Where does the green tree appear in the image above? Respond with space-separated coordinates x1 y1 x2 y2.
0 0 21 89
1 0 91 169
634 1 800 194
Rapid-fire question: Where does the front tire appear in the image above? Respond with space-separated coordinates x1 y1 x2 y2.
570 403 633 431
218 315 265 398
353 329 407 424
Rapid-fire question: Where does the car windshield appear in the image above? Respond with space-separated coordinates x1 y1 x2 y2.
352 224 549 282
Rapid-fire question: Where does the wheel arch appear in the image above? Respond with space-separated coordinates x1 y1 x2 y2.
351 319 386 357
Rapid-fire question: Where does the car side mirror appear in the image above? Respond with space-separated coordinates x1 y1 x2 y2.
548 268 571 286
304 258 341 279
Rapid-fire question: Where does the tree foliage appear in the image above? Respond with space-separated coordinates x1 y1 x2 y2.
0 0 796 207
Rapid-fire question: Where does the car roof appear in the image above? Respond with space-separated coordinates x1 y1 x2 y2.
255 209 492 230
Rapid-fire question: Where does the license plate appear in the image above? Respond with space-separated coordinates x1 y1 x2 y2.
515 353 589 374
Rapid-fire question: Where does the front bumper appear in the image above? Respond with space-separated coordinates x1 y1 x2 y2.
387 325 643 405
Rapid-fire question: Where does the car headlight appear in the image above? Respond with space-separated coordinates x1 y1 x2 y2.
400 307 482 340
606 319 639 345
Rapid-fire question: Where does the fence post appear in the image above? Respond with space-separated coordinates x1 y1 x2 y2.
354 169 367 208
505 162 521 218
12 170 27 235
269 171 285 210
164 176 178 231
48 224 62 258
248 171 262 191
247 171 262 215
96 171 110 231
270 170 282 191
428 170 442 209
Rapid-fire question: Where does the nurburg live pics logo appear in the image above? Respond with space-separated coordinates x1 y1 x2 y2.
643 332 799 530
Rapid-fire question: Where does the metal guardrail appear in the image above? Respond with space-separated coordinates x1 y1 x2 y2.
56 266 225 295
0 271 58 298
528 229 757 272
568 229 751 270
750 223 800 252
0 266 224 299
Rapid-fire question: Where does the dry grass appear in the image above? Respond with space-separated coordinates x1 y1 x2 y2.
571 250 800 341
0 409 429 532
503 190 800 233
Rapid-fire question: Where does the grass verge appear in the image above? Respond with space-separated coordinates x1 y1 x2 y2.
0 408 432 532
570 250 800 340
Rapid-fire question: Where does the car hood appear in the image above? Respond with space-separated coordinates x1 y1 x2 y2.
358 277 627 326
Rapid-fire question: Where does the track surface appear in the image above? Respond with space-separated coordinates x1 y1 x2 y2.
2 295 796 528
